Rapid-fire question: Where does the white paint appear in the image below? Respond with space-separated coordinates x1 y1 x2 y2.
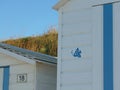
0 49 57 90
57 0 93 90
0 52 34 90
62 59 92 73
57 8 63 90
0 52 26 66
62 33 92 48
0 68 3 90
114 2 120 90
0 48 35 65
92 5 103 90
93 0 120 6
56 0 120 90
62 22 92 37
9 64 35 90
61 84 92 90
36 63 57 90
54 0 120 10
61 72 92 85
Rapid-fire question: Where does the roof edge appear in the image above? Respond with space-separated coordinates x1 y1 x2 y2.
53 0 69 10
0 48 36 64
0 42 57 64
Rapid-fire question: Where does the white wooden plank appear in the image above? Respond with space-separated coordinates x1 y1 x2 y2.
55 0 119 11
61 0 120 12
0 48 35 65
36 63 57 90
61 84 92 90
10 64 34 74
61 59 92 73
62 33 92 48
92 5 103 90
113 2 120 90
63 0 92 12
0 52 25 66
0 68 3 90
61 72 92 85
62 8 92 24
62 22 92 37
57 9 63 90
9 83 34 90
9 64 35 90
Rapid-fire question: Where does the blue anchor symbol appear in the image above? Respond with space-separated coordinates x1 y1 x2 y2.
71 48 82 58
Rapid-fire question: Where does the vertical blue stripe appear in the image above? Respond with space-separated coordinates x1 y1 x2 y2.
103 3 113 90
3 66 9 90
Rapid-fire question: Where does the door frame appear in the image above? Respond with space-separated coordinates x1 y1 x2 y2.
0 66 10 90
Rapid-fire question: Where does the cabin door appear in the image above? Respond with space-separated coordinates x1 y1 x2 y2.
93 2 120 90
0 67 9 90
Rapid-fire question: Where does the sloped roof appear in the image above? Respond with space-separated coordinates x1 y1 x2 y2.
53 0 69 10
0 42 57 64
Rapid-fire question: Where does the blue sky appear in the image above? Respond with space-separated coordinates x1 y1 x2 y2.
0 0 58 40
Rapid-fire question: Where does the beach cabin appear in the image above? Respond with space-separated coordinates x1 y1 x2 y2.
54 0 120 90
0 43 57 90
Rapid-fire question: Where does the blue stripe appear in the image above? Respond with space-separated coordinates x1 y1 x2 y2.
3 66 10 90
103 4 113 90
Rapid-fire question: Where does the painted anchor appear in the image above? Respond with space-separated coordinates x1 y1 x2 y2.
71 48 82 58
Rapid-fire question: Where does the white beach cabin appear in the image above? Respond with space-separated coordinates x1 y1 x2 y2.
54 0 120 90
0 43 57 90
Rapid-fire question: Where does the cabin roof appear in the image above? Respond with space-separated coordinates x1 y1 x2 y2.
53 0 69 10
0 42 57 64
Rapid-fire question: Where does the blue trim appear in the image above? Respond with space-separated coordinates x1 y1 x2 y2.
3 66 10 90
103 4 113 90
0 66 9 68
